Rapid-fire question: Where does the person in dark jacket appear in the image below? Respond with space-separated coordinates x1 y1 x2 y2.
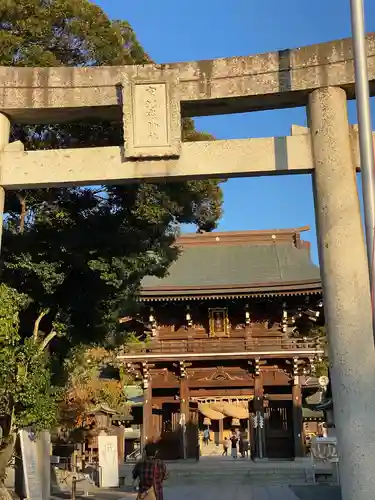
230 433 238 459
133 445 167 500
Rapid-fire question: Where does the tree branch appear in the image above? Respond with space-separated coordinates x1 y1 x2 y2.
16 194 27 234
33 309 49 342
38 331 57 354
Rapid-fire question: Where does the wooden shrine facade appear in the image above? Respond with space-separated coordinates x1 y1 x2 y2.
119 228 325 460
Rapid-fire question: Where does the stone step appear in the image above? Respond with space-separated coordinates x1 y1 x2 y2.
120 460 316 486
121 464 313 486
121 462 312 473
166 477 310 486
167 472 308 480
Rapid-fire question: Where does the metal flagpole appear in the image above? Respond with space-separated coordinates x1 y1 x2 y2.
350 0 375 334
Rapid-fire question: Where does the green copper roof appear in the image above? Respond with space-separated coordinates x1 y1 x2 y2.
141 230 321 299
124 385 144 407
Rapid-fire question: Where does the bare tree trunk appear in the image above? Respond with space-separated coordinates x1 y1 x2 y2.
0 438 15 500
0 486 13 500
0 484 13 500
33 310 48 343
17 195 26 234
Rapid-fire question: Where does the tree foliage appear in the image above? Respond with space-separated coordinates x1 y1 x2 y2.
59 345 132 432
0 284 57 433
311 326 328 377
0 0 150 66
0 0 223 352
0 284 57 499
300 324 328 377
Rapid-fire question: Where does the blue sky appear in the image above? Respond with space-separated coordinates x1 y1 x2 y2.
95 0 375 263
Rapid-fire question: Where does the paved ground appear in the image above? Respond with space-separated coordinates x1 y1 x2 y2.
52 484 342 500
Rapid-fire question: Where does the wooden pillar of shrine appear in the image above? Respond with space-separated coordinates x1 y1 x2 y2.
116 426 125 465
142 380 153 450
292 376 305 458
218 418 224 445
253 369 266 460
179 377 189 459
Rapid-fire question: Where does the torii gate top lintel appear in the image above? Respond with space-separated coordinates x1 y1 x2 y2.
0 34 373 189
0 33 374 125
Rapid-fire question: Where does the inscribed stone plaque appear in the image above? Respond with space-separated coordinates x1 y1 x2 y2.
98 435 119 488
122 75 181 159
19 430 43 500
134 83 168 147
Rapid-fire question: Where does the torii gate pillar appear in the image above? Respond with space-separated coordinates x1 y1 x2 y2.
0 113 9 253
309 86 375 499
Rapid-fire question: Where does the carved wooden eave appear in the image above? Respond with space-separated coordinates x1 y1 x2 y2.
301 375 321 388
85 403 119 416
149 367 169 379
191 395 254 403
118 316 148 327
119 316 133 323
139 288 322 302
197 367 244 382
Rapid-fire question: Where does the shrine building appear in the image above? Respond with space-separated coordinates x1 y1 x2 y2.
119 227 325 460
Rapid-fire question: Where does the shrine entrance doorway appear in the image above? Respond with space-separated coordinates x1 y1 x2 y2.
264 400 294 459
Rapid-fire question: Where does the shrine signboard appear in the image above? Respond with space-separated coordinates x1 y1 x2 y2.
98 435 119 488
18 430 43 500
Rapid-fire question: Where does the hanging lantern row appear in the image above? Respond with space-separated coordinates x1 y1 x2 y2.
293 357 299 377
245 304 250 326
148 303 320 331
282 302 288 334
142 362 149 389
179 361 186 378
192 397 253 404
309 357 316 374
254 359 261 377
148 308 156 328
185 305 193 328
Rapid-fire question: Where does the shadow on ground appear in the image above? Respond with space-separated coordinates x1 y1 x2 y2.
291 485 341 500
51 484 343 500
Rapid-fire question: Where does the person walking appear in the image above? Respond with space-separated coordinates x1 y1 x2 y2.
242 436 249 459
203 428 211 446
222 436 230 456
230 432 238 459
239 434 244 458
132 444 167 500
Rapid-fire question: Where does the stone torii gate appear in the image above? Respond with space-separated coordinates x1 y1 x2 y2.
1 34 375 500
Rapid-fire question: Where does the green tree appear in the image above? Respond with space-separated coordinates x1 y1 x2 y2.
0 0 223 349
0 284 58 499
0 4 223 494
300 323 328 377
311 326 328 377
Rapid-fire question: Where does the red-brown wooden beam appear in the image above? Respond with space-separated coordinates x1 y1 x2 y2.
151 379 255 389
179 378 189 459
292 377 305 458
190 388 254 398
253 375 266 459
142 382 153 447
